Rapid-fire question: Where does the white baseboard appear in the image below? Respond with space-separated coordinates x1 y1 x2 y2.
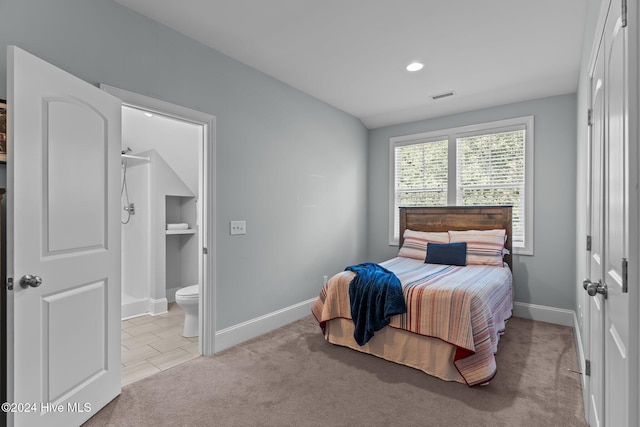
166 287 180 303
215 298 316 353
121 297 168 319
121 299 150 320
212 299 576 353
512 301 575 326
149 297 168 316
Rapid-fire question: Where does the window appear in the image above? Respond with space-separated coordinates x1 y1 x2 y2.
389 116 534 255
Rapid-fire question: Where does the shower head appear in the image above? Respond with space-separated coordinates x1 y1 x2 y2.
121 147 132 155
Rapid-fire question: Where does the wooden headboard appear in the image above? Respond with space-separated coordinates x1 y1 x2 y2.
399 206 513 270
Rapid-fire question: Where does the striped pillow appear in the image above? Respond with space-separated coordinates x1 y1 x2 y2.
448 229 506 266
397 230 450 260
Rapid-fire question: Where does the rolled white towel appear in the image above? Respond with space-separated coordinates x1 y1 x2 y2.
166 223 189 230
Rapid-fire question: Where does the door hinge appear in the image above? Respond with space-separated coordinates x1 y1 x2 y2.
622 0 627 28
585 359 591 376
203 247 208 255
587 108 593 126
622 258 628 293
586 235 592 251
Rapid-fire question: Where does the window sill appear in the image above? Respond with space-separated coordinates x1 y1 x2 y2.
512 248 533 256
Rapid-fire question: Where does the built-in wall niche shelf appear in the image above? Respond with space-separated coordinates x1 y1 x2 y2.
165 195 197 239
166 229 196 235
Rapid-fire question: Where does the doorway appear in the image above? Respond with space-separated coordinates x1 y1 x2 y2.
101 85 217 381
120 105 203 384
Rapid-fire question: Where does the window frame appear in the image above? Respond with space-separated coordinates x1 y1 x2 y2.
388 116 534 255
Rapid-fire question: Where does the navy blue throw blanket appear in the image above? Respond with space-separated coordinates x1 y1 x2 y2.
346 263 407 346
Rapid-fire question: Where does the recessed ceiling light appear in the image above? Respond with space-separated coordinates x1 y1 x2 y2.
144 112 153 117
406 62 424 72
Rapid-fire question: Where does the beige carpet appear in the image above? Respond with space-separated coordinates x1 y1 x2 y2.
84 316 587 427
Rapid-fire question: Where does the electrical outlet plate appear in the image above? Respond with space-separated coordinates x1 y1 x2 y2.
230 220 246 235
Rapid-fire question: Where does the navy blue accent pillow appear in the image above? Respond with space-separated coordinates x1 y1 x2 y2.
425 242 467 266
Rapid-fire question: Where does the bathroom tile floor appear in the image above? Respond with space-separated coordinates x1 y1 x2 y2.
121 303 199 386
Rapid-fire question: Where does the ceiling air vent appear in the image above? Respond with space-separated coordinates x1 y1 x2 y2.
431 91 455 100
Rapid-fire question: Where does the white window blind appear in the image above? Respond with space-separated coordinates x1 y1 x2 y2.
393 140 448 239
457 128 526 245
389 116 534 255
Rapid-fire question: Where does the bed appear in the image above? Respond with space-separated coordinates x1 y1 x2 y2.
311 206 513 386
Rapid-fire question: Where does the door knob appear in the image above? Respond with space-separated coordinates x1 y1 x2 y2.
20 275 42 289
584 278 607 298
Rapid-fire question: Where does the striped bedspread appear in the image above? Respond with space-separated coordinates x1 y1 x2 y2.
311 257 513 386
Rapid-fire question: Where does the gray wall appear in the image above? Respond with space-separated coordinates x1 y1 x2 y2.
367 94 578 310
0 0 369 329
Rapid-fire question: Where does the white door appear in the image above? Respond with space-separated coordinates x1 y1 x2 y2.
601 1 629 425
587 36 605 427
586 1 630 426
6 46 121 426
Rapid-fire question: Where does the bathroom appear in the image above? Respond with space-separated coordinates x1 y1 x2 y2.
120 104 204 338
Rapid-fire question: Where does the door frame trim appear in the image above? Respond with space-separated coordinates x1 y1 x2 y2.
100 84 217 356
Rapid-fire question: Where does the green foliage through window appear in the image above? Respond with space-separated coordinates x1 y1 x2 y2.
395 140 448 208
457 130 525 243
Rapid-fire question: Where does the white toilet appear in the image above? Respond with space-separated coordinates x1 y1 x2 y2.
175 285 199 337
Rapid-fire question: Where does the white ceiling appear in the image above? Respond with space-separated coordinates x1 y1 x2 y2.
114 0 587 129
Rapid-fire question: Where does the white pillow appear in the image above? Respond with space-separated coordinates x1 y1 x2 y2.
448 229 506 266
397 229 450 260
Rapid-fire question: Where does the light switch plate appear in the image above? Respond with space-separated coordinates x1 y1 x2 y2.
230 220 246 235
